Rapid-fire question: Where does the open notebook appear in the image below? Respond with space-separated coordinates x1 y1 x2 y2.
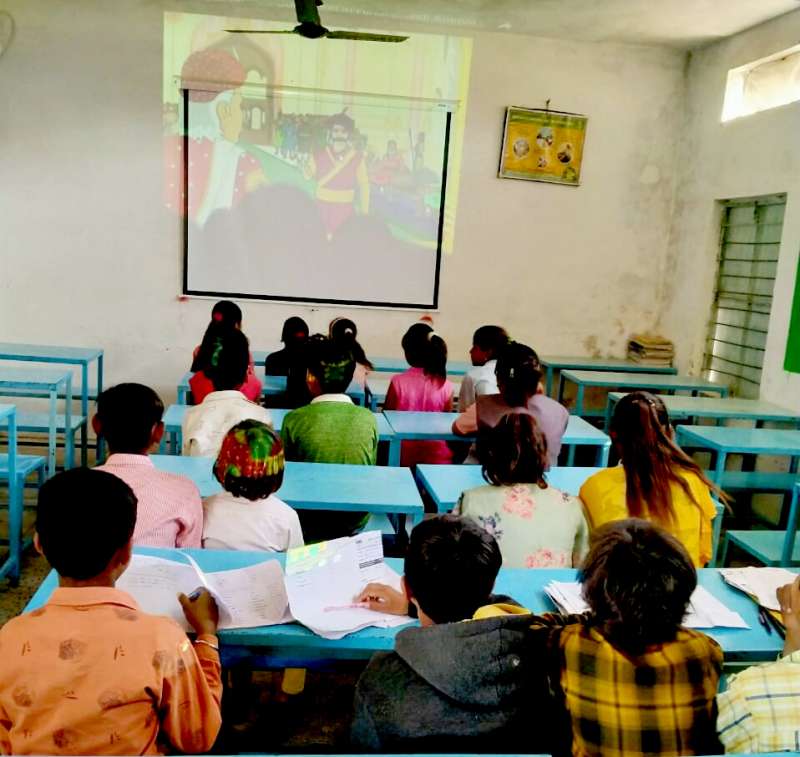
720 567 797 613
115 532 410 639
544 581 748 629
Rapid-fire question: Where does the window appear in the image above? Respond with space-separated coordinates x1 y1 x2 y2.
703 195 785 398
722 44 800 122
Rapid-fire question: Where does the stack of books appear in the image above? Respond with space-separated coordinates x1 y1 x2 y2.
628 334 674 367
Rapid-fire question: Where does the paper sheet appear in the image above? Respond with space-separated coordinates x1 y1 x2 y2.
116 554 291 631
544 581 748 629
285 531 411 639
720 567 798 612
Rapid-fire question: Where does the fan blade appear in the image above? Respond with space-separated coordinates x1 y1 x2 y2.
225 29 297 34
325 30 408 43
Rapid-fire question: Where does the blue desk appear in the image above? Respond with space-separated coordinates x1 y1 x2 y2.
0 343 103 465
370 357 472 376
416 465 602 512
22 547 786 664
676 425 800 490
160 405 400 465
0 367 73 477
0 404 19 581
540 355 677 397
150 456 422 525
382 411 611 466
606 392 800 430
559 370 728 418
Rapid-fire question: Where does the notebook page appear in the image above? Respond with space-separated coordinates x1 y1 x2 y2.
720 567 797 612
116 554 203 631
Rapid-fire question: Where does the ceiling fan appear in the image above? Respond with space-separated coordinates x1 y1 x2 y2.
226 0 408 43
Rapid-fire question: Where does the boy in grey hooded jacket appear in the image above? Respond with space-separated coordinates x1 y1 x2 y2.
350 515 551 753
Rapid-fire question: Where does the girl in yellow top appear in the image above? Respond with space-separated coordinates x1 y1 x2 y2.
579 391 726 567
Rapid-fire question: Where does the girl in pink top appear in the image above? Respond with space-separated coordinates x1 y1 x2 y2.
190 300 262 404
384 323 453 466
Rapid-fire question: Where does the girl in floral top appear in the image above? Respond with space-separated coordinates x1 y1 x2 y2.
456 411 588 568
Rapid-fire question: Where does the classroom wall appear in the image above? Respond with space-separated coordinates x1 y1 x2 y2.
659 9 800 408
1 0 687 400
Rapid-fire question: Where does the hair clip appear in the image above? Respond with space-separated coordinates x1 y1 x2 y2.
212 312 223 322
509 367 515 378
427 330 439 341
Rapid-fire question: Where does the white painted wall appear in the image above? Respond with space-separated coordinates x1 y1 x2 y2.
659 9 800 408
1 0 687 401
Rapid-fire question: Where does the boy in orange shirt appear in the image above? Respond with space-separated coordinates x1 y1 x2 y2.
0 468 222 755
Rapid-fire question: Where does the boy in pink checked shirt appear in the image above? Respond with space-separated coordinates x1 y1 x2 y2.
94 384 203 548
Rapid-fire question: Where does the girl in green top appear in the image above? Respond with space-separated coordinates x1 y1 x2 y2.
456 411 589 568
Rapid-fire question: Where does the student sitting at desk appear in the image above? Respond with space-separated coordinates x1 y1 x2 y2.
579 391 724 567
203 420 303 552
329 316 373 387
542 519 723 757
456 412 588 568
352 515 545 753
0 469 222 755
458 324 510 411
453 341 568 468
384 322 454 466
183 327 271 458
717 574 800 753
94 383 203 548
190 299 262 405
264 316 310 408
281 335 378 543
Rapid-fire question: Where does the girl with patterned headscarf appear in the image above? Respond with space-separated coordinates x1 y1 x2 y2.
203 419 303 553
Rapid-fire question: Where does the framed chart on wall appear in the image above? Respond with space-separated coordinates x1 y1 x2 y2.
498 106 588 185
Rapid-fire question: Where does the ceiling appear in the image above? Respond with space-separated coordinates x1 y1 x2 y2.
196 0 800 49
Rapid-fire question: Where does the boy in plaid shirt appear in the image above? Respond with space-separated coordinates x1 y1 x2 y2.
544 519 723 757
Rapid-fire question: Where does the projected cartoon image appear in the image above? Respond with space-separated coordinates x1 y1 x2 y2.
164 12 471 306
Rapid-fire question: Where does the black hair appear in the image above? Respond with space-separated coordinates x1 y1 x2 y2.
495 341 542 407
330 317 373 371
473 325 510 358
212 300 242 328
580 518 696 652
96 383 165 454
197 327 250 391
401 322 447 384
482 411 548 487
611 391 729 524
306 334 356 394
404 514 501 624
37 468 137 581
281 316 309 345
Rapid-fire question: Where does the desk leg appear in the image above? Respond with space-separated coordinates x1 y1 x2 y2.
545 367 554 397
96 354 105 462
604 397 614 432
64 375 73 470
48 388 57 478
557 374 566 405
80 363 88 467
388 439 401 467
575 385 585 417
781 485 800 565
713 451 727 491
566 444 576 467
598 442 610 467
7 412 20 583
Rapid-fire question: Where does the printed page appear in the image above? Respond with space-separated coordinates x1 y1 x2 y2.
544 581 748 629
720 567 797 612
285 531 410 639
206 559 291 629
116 554 203 631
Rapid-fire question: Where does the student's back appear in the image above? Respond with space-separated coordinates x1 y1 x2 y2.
579 392 722 567
280 336 378 541
385 323 453 466
457 413 587 568
351 516 552 754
